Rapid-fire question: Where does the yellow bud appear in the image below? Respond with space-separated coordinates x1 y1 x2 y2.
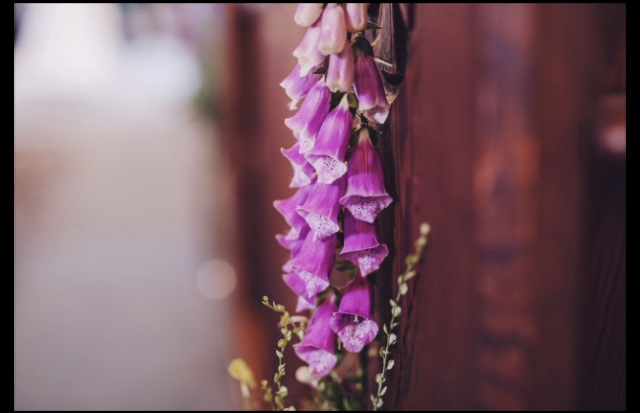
227 358 257 389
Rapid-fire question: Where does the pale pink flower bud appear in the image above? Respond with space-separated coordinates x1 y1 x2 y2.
325 42 355 93
293 21 326 76
345 3 369 32
294 3 324 27
317 3 347 56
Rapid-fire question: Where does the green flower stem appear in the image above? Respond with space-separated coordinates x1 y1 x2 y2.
261 297 302 411
371 223 430 411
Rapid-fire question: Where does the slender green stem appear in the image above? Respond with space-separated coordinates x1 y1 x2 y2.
371 223 430 411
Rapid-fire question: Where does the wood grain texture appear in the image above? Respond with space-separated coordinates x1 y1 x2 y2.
380 4 478 410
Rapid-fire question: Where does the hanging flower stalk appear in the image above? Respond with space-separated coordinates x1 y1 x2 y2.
274 2 392 409
230 4 429 411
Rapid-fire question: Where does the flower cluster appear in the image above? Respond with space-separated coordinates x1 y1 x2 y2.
274 3 392 380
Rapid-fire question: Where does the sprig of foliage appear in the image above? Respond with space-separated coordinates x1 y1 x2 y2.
262 296 308 411
371 223 430 410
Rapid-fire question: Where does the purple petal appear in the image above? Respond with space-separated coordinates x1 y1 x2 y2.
339 128 392 223
274 183 315 238
280 64 322 110
289 230 337 294
305 94 352 184
283 270 327 307
340 210 388 276
326 42 355 93
294 298 338 377
296 295 316 312
282 142 316 188
329 276 378 352
296 177 346 240
318 3 347 55
294 3 324 27
353 51 389 124
285 79 332 150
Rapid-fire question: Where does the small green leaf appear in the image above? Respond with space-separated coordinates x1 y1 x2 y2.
379 348 388 358
375 373 384 384
390 322 399 330
392 306 402 317
420 222 431 236
389 333 397 345
313 66 327 75
376 398 384 408
383 324 388 334
403 270 416 282
276 350 283 358
278 339 287 349
370 394 377 405
389 299 398 308
380 386 388 396
399 283 408 295
387 359 395 370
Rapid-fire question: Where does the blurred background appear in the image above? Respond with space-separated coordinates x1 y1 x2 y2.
14 3 625 411
14 3 240 410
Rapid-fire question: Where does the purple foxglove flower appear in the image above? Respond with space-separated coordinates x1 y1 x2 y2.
294 297 338 377
285 79 331 152
318 3 348 56
329 275 379 352
305 94 352 184
339 128 392 223
274 182 315 240
325 41 355 93
293 21 326 76
296 176 346 240
285 230 336 306
280 63 322 110
345 3 369 32
281 142 316 188
353 50 390 124
340 210 389 276
294 3 324 27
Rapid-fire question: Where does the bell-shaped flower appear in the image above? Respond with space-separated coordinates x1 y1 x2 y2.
318 3 347 56
325 41 355 93
329 274 378 352
345 3 369 32
281 142 315 188
293 21 326 76
305 94 352 184
274 182 315 240
285 230 336 307
285 79 332 152
340 210 389 276
294 297 338 377
280 63 322 110
353 50 390 124
296 176 346 240
339 128 392 223
294 3 324 27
